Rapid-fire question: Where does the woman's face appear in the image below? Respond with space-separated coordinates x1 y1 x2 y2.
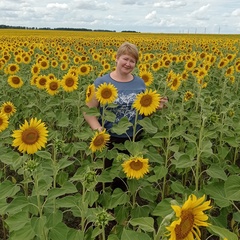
116 54 136 74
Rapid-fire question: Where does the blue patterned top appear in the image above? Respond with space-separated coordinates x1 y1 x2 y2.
94 73 146 138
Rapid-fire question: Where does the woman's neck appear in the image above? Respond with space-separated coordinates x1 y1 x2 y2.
110 70 133 82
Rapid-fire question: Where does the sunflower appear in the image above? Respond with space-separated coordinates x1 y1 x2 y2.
139 70 154 86
8 75 24 88
95 82 118 105
39 59 49 70
133 89 160 116
78 64 91 76
22 55 31 64
102 62 111 73
122 156 149 180
228 76 235 84
4 63 20 75
31 64 41 75
181 70 188 81
184 91 194 101
151 61 162 72
217 58 229 69
89 130 110 152
60 62 68 71
12 118 48 154
73 56 81 64
235 63 240 73
15 55 23 64
45 78 61 96
184 59 197 71
85 84 95 103
51 59 58 68
61 73 78 92
0 101 16 117
35 75 48 90
168 73 181 91
0 112 9 132
166 194 211 240
225 66 234 77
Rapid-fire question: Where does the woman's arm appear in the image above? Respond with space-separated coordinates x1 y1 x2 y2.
83 95 103 131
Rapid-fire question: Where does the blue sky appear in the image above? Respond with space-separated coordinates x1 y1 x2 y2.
0 0 240 34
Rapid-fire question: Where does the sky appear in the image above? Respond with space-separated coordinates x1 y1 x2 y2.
0 0 240 34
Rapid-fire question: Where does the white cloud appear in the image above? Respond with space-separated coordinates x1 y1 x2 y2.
188 4 211 20
75 0 109 11
46 3 69 10
0 0 239 33
232 8 240 16
154 1 186 8
145 11 157 20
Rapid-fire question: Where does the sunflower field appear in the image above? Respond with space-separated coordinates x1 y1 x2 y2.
0 29 240 240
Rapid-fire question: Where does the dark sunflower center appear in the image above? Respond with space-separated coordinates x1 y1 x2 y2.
142 75 149 83
130 160 143 170
93 135 105 146
50 82 58 90
39 78 47 86
165 60 170 66
0 119 3 125
81 67 87 73
101 88 112 99
175 210 194 239
12 76 20 84
10 66 17 71
65 77 74 87
140 95 152 107
187 62 193 68
22 128 39 145
33 67 39 73
87 89 92 98
4 106 12 113
172 79 178 87
41 61 47 67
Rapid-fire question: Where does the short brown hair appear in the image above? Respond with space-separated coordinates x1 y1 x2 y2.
116 42 139 63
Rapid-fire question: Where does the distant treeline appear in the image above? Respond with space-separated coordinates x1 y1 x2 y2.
0 24 139 33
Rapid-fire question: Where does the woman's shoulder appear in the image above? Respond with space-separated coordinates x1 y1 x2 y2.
94 73 111 86
133 75 146 86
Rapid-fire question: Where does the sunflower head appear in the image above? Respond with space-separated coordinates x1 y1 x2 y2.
46 78 61 96
8 75 24 88
85 84 95 103
61 73 78 92
0 112 9 132
184 91 194 102
121 156 149 180
133 89 160 116
89 129 110 152
139 70 154 86
95 82 118 105
166 194 212 240
12 118 48 154
0 101 16 117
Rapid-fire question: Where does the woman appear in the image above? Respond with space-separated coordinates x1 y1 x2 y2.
84 42 167 191
84 41 167 143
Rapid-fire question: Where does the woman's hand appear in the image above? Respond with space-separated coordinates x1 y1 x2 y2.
157 97 168 110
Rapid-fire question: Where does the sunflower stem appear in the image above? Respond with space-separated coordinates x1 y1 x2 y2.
162 121 172 199
52 142 58 212
101 226 106 240
33 174 43 217
80 184 86 231
101 104 106 128
195 115 206 191
132 110 139 142
132 190 137 209
23 170 29 197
